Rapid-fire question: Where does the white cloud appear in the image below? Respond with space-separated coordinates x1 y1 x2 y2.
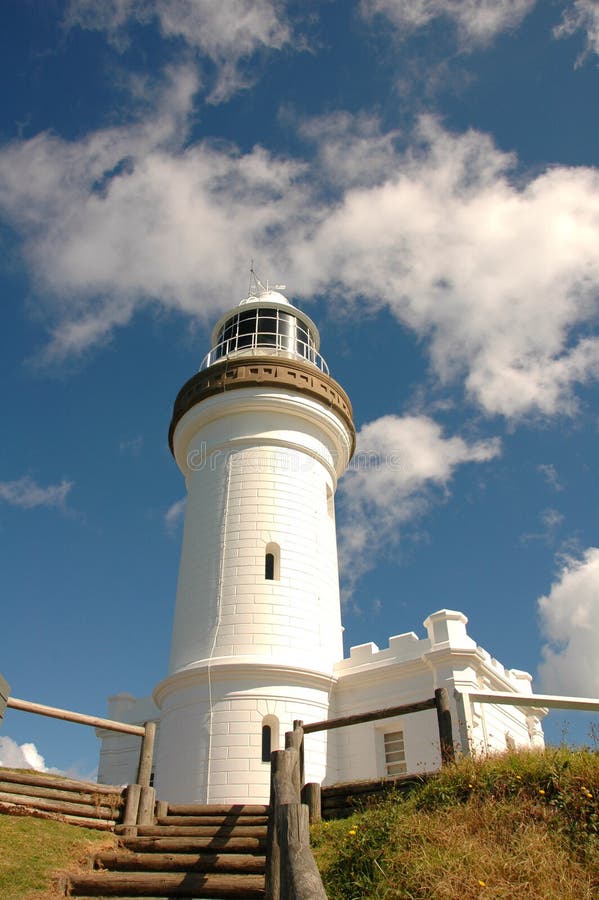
291 115 599 420
0 736 48 771
0 64 305 362
520 506 564 545
337 414 500 597
361 0 536 45
3 96 599 421
0 476 73 510
65 0 292 102
298 112 401 189
165 496 186 531
538 547 599 696
537 463 563 492
554 1 599 63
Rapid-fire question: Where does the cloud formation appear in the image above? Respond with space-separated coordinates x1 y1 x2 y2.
538 547 599 696
165 496 186 532
337 414 500 597
2 79 599 421
293 115 599 420
361 0 536 45
0 65 304 361
537 463 563 492
65 0 292 102
0 476 73 510
0 735 48 771
555 1 599 63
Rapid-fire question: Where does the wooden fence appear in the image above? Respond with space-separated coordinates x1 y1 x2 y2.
2 688 157 828
265 688 455 898
0 768 125 830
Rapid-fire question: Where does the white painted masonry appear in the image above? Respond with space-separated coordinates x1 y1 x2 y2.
97 287 544 800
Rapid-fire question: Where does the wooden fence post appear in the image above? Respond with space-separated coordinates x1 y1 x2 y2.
454 690 473 757
301 782 321 824
155 800 168 819
278 802 327 899
0 675 9 729
122 783 141 830
266 750 286 900
136 721 156 788
293 720 305 789
137 785 156 826
434 687 455 765
285 725 303 797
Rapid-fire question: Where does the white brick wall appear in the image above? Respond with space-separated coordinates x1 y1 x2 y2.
154 670 334 803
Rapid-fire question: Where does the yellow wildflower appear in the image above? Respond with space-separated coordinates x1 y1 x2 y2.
538 789 545 795
478 880 486 887
348 829 356 836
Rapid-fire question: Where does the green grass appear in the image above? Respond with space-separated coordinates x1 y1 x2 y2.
0 816 114 900
312 747 599 899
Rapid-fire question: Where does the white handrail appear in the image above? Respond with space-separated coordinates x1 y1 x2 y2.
200 332 329 375
459 690 599 712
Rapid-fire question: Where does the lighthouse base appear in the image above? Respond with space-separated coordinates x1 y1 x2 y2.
152 660 335 804
97 611 545 800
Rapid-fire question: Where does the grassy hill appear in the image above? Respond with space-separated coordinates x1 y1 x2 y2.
0 815 114 900
311 747 599 899
0 747 596 899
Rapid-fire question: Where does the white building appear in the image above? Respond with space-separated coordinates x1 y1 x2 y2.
97 283 545 801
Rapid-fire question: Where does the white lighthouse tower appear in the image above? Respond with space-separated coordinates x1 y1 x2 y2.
97 279 545 796
152 278 355 804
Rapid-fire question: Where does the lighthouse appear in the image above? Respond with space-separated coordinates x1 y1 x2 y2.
152 278 356 804
97 279 545 800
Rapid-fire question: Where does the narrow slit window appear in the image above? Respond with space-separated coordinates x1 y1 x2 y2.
265 553 275 580
261 715 279 763
265 543 280 580
261 725 272 762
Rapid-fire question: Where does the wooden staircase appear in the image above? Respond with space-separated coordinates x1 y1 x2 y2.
63 803 268 898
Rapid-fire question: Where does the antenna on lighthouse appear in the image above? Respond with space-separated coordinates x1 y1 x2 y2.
248 264 267 298
247 264 286 299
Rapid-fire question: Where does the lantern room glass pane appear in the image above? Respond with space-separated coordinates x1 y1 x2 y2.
212 306 317 363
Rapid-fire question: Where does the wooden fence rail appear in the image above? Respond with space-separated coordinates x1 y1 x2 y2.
302 687 455 767
6 696 146 737
2 685 157 828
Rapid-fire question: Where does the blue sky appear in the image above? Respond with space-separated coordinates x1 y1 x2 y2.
1 0 599 777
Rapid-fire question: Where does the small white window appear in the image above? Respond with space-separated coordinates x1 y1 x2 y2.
384 730 407 776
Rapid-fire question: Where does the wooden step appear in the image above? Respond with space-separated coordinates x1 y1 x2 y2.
123 824 267 838
166 803 268 816
0 790 117 820
157 814 268 826
66 871 265 897
94 851 265 873
120 835 266 854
